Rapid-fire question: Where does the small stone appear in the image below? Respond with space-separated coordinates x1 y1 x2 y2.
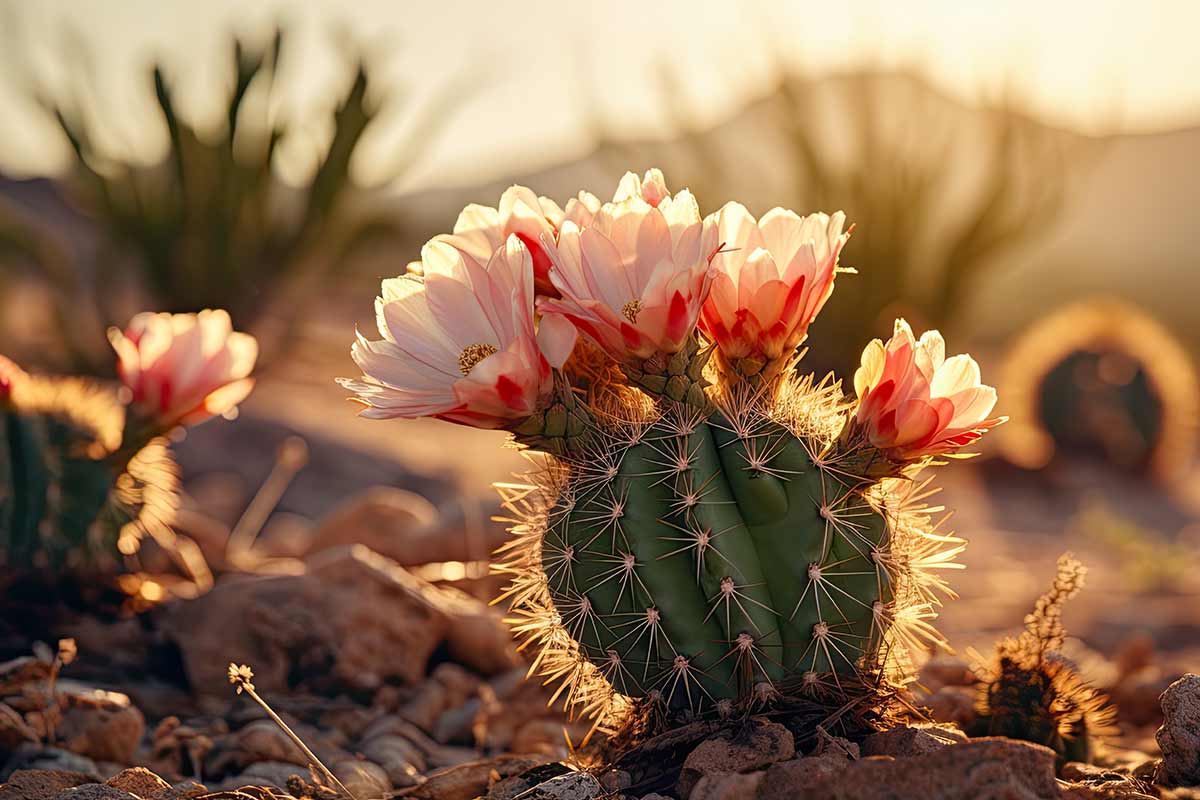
0 769 93 800
923 685 979 730
332 760 391 798
599 769 631 793
55 690 145 764
757 738 1059 800
518 772 602 799
677 721 794 798
1 746 100 781
861 723 967 757
393 755 547 800
919 656 978 690
104 767 171 797
1157 674 1200 786
53 787 137 800
399 680 449 731
239 760 309 788
690 770 763 799
360 735 427 785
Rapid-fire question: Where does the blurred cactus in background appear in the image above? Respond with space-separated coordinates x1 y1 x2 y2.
998 298 1199 486
0 23 453 373
0 310 255 599
592 69 1071 376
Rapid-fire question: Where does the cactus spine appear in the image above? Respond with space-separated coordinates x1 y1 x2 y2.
497 352 960 727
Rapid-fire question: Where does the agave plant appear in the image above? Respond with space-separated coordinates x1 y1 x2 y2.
341 169 1003 737
1 23 454 373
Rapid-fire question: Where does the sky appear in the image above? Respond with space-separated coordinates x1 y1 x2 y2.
1 0 1198 192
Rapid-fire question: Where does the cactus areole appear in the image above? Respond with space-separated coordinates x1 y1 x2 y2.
340 169 1003 729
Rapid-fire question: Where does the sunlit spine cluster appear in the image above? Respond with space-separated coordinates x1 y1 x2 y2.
340 168 1003 731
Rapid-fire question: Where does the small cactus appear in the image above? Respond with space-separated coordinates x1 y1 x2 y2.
0 366 167 570
341 169 1003 731
971 553 1117 763
1 310 255 580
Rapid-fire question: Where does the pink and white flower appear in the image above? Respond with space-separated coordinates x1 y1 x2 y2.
437 185 600 296
109 309 257 429
538 169 719 363
340 236 576 429
853 319 1003 461
0 355 26 402
700 203 848 365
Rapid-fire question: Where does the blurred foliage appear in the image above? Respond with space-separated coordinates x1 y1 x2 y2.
593 68 1073 377
997 298 1198 484
1068 495 1198 593
1 25 455 373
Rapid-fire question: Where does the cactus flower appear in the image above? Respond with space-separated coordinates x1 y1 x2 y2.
340 236 575 429
438 184 600 296
109 309 257 429
0 355 26 402
538 170 719 363
700 203 848 373
853 319 1002 461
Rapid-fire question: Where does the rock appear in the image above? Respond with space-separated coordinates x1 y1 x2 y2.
486 763 572 799
0 769 93 800
398 681 449 731
598 769 631 793
104 768 170 797
167 545 450 695
690 770 763 799
2 746 100 781
919 656 978 690
861 723 968 757
756 753 849 799
0 702 37 752
164 780 209 799
53 786 137 800
429 585 522 677
1157 674 1200 786
235 760 309 788
515 772 602 799
393 755 548 800
308 489 505 566
1113 667 1173 727
360 735 427 786
923 685 980 730
756 738 1059 800
55 688 145 764
677 721 794 798
333 760 391 798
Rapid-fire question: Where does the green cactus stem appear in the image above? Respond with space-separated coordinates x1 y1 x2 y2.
496 367 959 728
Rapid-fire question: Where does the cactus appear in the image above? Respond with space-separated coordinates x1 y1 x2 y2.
0 367 179 573
340 170 1003 735
971 553 1117 764
495 348 963 727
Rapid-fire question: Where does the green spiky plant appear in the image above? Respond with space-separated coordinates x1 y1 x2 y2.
340 171 1003 742
2 22 459 373
970 553 1117 764
0 357 184 578
495 346 966 734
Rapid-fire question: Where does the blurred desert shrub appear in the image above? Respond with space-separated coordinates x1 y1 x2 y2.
0 25 454 372
592 68 1074 376
998 298 1199 485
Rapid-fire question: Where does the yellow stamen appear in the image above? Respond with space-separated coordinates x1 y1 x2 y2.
622 299 643 323
458 343 498 376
